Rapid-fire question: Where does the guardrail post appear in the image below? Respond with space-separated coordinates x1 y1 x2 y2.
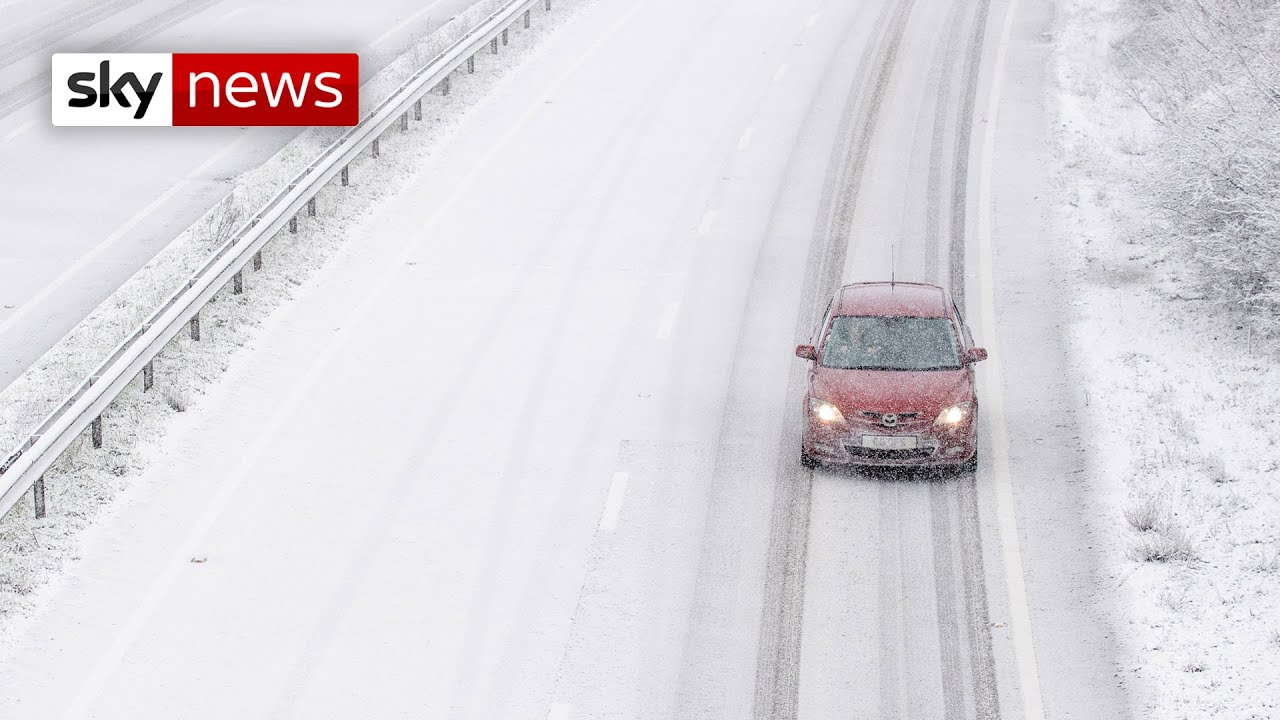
502 28 509 45
143 360 154 391
400 113 408 131
439 76 451 96
253 250 263 270
307 197 317 217
91 416 103 448
491 37 499 54
190 314 201 341
545 0 551 10
341 165 350 186
414 99 423 120
468 55 475 73
372 138 380 158
233 270 244 294
524 9 531 28
33 476 46 519
289 216 298 234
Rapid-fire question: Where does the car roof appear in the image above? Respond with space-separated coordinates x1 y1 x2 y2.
832 282 950 318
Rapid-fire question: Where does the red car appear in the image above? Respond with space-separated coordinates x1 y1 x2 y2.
795 282 987 469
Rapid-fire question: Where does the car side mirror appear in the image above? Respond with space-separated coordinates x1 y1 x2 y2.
966 347 988 364
795 344 818 361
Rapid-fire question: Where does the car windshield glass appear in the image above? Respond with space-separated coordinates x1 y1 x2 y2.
820 315 961 370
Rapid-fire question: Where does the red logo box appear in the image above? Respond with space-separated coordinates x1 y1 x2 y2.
173 53 359 126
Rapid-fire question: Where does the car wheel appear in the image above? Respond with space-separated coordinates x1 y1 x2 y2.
801 449 819 469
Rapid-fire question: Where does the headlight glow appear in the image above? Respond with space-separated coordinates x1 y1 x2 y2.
935 403 971 425
809 398 845 423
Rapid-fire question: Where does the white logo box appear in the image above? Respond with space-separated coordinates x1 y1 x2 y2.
52 53 175 127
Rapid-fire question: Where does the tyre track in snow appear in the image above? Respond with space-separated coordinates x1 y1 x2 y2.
0 0 226 119
264 56 656 720
754 0 1001 716
534 1 884 716
0 0 152 67
751 0 917 717
439 4 746 715
924 0 1000 716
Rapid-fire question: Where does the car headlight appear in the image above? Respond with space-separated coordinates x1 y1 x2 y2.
935 402 971 425
809 398 845 423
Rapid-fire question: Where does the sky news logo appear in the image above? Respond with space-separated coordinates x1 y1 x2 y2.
51 53 359 127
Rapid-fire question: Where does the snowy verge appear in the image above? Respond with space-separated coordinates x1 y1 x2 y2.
1054 0 1280 717
0 0 591 651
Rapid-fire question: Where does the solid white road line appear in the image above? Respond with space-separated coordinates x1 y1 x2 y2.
772 64 789 83
547 702 573 720
62 5 649 717
737 127 755 151
655 302 679 341
371 0 445 48
697 209 718 236
976 0 1045 716
2 119 35 143
598 472 629 533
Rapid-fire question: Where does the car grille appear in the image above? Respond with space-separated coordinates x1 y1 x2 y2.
859 411 924 428
845 446 935 461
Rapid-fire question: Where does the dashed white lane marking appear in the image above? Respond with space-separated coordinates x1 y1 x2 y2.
547 702 573 720
737 127 755 151
697 209 718 236
60 3 651 715
655 302 679 341
0 134 246 340
371 0 445 48
2 118 34 143
976 0 1045 715
806 11 821 28
772 63 789 83
598 472 629 533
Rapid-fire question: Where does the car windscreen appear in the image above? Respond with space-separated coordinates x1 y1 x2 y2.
820 315 961 370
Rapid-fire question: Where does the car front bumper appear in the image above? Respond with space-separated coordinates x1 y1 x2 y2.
802 416 976 467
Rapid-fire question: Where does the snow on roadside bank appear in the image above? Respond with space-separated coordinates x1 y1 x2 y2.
1055 0 1280 717
0 0 590 651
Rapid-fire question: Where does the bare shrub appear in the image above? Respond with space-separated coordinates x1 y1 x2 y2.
1129 524 1198 563
1201 452 1233 484
163 387 190 413
1243 545 1280 574
1124 494 1167 532
1155 583 1190 612
195 195 247 253
1115 0 1280 335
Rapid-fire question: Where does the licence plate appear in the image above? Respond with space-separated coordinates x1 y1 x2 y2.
861 435 918 451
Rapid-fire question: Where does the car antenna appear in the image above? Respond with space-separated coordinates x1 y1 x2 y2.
890 245 896 289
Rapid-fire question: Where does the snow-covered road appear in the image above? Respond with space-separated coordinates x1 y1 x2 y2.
0 0 479 391
0 0 1132 717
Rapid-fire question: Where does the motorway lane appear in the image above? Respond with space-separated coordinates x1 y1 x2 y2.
794 0 1003 716
0 0 479 392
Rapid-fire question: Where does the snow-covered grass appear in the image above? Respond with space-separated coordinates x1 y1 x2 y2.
1055 0 1280 716
0 0 589 651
